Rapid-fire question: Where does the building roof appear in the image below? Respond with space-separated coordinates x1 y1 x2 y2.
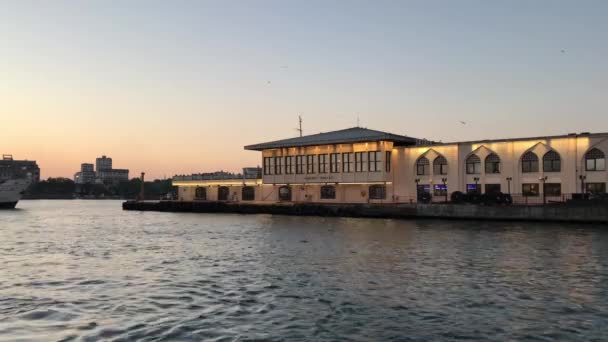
244 127 419 151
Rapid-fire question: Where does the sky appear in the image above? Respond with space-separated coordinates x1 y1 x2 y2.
1 0 607 179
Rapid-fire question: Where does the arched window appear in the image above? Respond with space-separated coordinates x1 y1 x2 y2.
278 186 292 201
369 185 386 200
585 148 606 171
218 186 230 201
241 186 255 201
320 185 336 199
466 155 481 174
433 156 448 175
194 187 206 200
543 151 561 172
521 152 539 173
485 153 501 174
416 157 430 175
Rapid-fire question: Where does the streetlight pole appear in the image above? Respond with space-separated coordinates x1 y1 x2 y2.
473 177 480 194
506 177 512 195
415 178 420 203
579 175 586 194
539 176 547 204
441 177 448 203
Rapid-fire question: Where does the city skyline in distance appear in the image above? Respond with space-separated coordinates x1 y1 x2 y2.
2 1 607 179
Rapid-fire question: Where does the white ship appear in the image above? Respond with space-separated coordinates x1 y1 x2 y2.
0 178 31 209
0 154 39 209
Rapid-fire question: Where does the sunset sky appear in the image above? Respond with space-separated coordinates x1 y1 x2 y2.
2 1 607 179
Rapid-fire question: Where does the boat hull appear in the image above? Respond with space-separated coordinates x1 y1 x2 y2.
0 178 31 209
0 201 17 209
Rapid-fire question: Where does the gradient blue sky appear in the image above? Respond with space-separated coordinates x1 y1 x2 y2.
1 1 607 179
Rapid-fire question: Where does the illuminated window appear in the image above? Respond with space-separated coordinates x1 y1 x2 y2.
466 155 481 174
263 157 273 175
543 151 561 172
485 153 501 174
274 156 282 175
342 152 354 172
318 154 328 173
330 153 340 173
522 183 539 196
355 152 367 172
368 151 381 172
369 185 386 199
295 155 305 174
433 184 447 196
320 185 336 199
416 156 429 175
433 156 448 175
466 184 481 194
585 148 605 171
521 152 539 173
241 186 255 201
306 155 315 174
284 156 294 174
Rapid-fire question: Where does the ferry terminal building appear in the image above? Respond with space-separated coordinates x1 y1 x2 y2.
173 127 608 204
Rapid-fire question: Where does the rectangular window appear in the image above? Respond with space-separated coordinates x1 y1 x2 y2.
586 183 606 193
320 185 336 199
274 156 282 175
386 151 391 172
263 157 273 175
295 155 304 174
586 158 606 171
485 184 501 195
417 164 428 175
285 156 293 175
368 151 381 172
544 183 561 196
342 152 354 172
466 184 481 194
330 153 340 173
522 183 539 196
466 162 481 174
318 154 328 173
355 152 367 172
543 159 561 172
306 155 315 174
434 184 447 196
369 185 386 199
522 160 539 173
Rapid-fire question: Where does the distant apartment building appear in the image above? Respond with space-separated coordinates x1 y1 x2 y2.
97 169 129 186
96 155 112 172
0 154 40 182
74 163 96 184
74 156 129 187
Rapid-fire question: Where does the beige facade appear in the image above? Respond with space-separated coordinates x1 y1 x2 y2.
173 129 608 204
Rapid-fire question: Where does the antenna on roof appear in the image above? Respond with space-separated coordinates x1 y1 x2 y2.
295 115 303 137
357 114 360 127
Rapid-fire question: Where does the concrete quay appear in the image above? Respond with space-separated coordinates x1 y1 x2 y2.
123 201 608 224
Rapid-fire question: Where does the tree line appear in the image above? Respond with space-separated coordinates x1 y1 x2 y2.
25 178 175 199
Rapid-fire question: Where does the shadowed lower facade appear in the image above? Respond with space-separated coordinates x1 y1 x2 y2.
173 127 608 204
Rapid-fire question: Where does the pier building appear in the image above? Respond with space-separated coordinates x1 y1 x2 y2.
173 127 608 203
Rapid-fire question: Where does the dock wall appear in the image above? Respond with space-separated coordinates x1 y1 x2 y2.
122 201 608 223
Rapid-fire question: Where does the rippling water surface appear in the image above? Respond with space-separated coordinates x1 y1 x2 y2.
2 200 608 341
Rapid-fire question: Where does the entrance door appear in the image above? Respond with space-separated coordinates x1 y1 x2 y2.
278 186 292 201
218 186 230 201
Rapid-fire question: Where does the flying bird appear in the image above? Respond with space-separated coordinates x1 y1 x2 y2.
459 121 467 125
